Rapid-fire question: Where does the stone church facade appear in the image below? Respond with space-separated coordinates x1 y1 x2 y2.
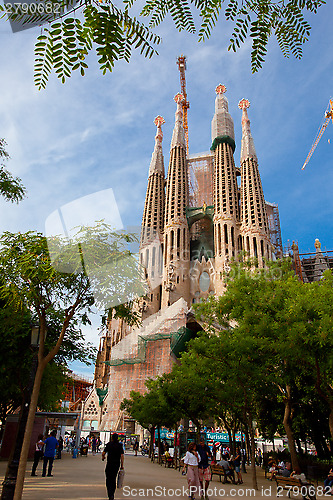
81 82 282 436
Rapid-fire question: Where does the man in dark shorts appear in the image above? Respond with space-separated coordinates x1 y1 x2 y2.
102 433 124 500
197 438 212 500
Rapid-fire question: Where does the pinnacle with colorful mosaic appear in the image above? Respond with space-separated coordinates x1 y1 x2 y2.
215 84 227 95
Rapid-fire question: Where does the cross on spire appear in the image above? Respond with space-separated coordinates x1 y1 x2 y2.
215 84 227 95
154 115 165 128
238 98 250 110
174 93 184 104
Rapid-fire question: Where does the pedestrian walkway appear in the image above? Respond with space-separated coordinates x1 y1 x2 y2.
0 453 285 499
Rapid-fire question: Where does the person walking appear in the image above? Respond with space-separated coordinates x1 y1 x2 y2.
92 436 98 455
57 435 63 459
183 442 201 500
102 433 124 500
233 448 243 484
42 430 58 477
133 439 139 456
197 438 212 500
31 434 44 476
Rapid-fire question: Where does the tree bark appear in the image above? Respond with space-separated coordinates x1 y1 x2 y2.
13 360 45 500
296 437 303 455
328 402 333 445
225 425 232 454
157 426 161 464
248 417 258 490
283 385 299 470
232 427 236 455
149 427 155 460
244 425 251 465
13 305 79 499
174 428 178 466
1 353 38 500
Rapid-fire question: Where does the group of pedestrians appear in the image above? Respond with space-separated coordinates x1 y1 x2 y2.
183 440 244 500
31 429 59 477
31 430 124 500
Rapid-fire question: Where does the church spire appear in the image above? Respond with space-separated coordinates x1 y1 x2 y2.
162 93 190 308
148 115 165 177
239 98 257 163
170 93 186 151
238 99 270 264
139 115 166 318
212 85 240 295
211 84 235 148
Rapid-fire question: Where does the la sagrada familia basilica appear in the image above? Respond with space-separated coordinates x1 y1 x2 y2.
81 62 282 439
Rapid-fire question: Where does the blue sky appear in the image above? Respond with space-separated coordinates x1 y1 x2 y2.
1 2 333 376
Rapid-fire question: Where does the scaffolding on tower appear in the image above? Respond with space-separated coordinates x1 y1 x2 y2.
265 201 283 259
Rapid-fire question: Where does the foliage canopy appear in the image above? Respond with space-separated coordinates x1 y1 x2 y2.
0 0 326 88
0 139 26 203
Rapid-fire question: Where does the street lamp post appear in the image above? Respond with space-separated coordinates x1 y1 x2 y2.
1 324 43 500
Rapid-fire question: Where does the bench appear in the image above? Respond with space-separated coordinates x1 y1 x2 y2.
211 465 236 484
275 475 316 500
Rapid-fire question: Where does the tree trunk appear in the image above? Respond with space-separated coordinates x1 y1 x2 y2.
232 427 236 455
244 425 251 465
311 434 325 458
248 417 258 490
10 277 85 499
149 427 155 460
328 401 333 444
226 426 232 454
283 387 299 470
1 353 38 500
320 437 331 459
296 437 303 455
13 361 45 500
192 418 201 442
240 428 246 473
157 426 161 464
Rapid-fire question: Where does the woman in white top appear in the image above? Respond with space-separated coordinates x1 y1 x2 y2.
31 434 44 476
183 442 201 500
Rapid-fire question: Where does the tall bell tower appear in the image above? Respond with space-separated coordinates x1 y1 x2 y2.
139 116 166 318
211 85 240 293
161 94 191 308
238 98 272 265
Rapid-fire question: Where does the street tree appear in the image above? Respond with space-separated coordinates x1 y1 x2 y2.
185 328 266 490
283 271 333 443
194 259 333 466
0 0 326 88
194 260 304 471
0 300 96 428
0 139 25 203
0 224 143 499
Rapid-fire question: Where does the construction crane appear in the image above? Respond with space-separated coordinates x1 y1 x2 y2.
177 55 190 156
301 98 333 170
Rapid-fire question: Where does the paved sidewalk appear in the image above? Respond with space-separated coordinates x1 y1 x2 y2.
0 452 286 499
